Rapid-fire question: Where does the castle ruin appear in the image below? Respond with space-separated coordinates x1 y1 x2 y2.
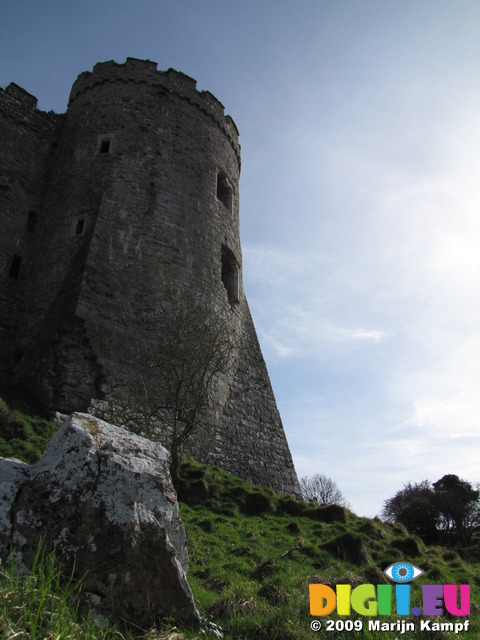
0 58 300 496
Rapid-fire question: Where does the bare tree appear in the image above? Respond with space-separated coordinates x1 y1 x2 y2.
104 289 237 481
300 473 349 507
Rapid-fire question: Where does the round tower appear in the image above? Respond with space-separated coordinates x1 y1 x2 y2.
12 59 300 495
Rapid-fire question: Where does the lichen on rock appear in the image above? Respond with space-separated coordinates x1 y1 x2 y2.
0 413 200 628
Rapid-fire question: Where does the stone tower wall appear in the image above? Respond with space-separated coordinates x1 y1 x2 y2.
0 84 63 383
0 59 300 496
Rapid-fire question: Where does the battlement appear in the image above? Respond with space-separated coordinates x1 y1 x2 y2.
0 82 64 139
1 82 38 110
0 60 299 497
68 58 240 165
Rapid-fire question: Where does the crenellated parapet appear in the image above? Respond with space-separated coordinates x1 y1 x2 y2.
0 82 63 139
68 58 240 169
0 59 300 498
1 82 39 111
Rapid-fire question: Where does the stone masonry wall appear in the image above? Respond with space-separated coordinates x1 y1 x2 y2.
0 84 63 383
0 59 300 496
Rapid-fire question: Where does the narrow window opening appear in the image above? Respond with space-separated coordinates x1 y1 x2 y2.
96 134 113 155
100 139 111 154
221 246 239 304
75 218 85 235
216 173 233 213
27 210 37 232
9 255 22 280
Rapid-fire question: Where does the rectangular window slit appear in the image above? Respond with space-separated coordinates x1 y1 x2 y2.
217 173 233 213
9 255 22 279
27 211 37 232
100 139 111 154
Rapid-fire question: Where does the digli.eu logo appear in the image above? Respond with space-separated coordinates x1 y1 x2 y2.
384 561 423 583
309 561 470 617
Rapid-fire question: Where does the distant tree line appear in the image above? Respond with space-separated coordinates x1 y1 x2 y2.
382 474 480 547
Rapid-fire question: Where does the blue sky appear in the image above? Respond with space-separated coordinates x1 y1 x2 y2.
2 0 480 516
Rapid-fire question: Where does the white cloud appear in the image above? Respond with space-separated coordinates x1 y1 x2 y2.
243 93 480 515
244 245 391 361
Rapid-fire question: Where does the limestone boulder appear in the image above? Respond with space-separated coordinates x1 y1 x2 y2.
0 413 200 628
0 458 31 550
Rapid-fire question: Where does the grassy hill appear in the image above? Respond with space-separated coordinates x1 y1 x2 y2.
176 462 479 639
0 393 478 639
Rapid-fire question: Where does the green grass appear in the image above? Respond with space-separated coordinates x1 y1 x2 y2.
0 393 58 463
0 540 126 639
177 461 480 639
1 392 478 639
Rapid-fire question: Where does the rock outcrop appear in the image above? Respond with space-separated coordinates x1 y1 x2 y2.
0 413 200 628
0 458 30 551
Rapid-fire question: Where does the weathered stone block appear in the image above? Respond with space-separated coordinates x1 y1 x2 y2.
0 413 200 628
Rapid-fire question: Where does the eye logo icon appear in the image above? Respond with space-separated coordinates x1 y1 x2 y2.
384 562 424 583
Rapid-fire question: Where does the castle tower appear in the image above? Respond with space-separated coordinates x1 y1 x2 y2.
0 59 300 496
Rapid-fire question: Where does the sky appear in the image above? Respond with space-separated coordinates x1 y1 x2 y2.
1 0 480 517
